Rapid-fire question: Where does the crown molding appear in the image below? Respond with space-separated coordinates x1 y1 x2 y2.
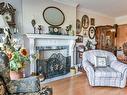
77 7 114 19
53 0 79 7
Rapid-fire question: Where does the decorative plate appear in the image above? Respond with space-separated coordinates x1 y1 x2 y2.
81 15 89 29
88 26 96 39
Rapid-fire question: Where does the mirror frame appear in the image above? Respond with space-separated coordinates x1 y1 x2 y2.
43 6 65 26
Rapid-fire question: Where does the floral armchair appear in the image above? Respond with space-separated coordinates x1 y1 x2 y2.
0 52 52 95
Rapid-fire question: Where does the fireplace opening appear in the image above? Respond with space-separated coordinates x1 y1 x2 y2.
36 46 71 79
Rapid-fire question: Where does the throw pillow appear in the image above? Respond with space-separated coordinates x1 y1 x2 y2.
95 56 107 67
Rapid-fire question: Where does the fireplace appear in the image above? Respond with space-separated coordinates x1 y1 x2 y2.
24 34 77 76
36 46 71 78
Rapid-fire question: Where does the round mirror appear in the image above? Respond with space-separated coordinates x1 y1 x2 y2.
43 6 65 26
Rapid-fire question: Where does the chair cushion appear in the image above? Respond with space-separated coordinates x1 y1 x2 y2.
95 67 122 78
95 56 107 67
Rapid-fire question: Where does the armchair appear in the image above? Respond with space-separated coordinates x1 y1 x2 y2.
82 50 127 88
0 52 52 95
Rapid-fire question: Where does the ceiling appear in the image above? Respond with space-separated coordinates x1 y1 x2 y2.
53 0 127 17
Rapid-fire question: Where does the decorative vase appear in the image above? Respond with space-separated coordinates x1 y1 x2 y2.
10 70 23 80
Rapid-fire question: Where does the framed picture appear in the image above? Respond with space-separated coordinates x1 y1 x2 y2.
88 26 96 39
76 19 81 34
0 2 16 27
81 15 89 29
76 35 83 43
90 18 95 26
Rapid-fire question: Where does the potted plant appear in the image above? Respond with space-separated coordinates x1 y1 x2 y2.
5 46 30 80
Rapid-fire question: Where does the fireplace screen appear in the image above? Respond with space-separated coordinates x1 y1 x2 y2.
36 53 71 79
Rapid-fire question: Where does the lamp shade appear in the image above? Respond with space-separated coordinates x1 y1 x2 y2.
0 15 9 28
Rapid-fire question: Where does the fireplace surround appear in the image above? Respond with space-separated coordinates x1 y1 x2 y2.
24 34 77 76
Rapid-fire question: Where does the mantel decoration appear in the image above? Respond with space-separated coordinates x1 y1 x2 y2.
76 19 81 35
76 35 83 43
88 26 96 39
43 6 65 35
81 15 89 29
65 25 74 36
90 18 95 26
0 2 16 27
31 19 36 33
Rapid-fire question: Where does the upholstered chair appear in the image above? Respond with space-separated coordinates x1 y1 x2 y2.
82 50 127 88
0 51 52 95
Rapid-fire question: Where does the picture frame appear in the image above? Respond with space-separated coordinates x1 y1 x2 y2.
88 26 96 39
76 35 83 43
76 19 81 34
90 18 95 26
81 15 89 29
0 2 16 27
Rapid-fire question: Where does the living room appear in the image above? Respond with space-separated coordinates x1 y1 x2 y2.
0 0 127 95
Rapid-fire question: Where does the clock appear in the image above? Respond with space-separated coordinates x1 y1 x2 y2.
54 28 59 32
49 26 61 35
3 12 12 22
0 2 16 27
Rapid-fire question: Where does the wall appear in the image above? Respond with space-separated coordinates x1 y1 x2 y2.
76 8 115 48
115 15 127 25
76 8 115 36
22 0 76 34
115 16 127 52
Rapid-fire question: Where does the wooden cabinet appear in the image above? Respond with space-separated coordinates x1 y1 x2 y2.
117 24 127 49
95 25 116 52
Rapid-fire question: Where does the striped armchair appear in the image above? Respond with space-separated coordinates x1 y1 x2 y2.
82 50 127 88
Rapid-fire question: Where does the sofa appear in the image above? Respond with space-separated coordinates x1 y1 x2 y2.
82 50 127 88
0 51 52 95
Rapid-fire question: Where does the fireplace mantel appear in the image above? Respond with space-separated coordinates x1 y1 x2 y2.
25 33 77 40
24 34 77 76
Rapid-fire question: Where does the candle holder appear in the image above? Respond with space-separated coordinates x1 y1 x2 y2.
31 19 36 33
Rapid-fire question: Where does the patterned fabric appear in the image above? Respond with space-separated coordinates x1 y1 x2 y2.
95 56 107 67
95 67 122 78
82 61 95 86
0 77 7 95
82 50 127 88
82 50 117 66
7 76 40 93
94 77 121 87
110 61 127 74
0 52 52 95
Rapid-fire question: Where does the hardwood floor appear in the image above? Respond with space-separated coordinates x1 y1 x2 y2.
44 73 127 95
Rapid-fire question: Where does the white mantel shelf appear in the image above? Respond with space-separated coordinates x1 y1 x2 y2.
25 33 78 40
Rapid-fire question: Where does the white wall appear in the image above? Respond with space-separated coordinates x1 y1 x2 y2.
22 0 76 34
115 15 127 25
